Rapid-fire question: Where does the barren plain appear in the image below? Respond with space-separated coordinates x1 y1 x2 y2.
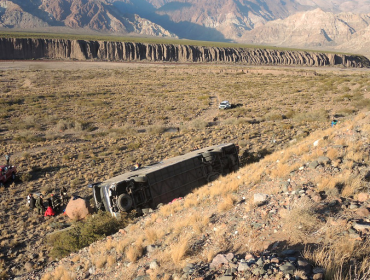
0 61 370 279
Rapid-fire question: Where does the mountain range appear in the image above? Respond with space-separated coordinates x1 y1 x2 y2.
1 0 370 56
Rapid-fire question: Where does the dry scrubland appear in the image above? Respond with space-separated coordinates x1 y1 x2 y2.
0 63 370 278
39 111 370 280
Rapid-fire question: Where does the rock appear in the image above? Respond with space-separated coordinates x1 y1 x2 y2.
329 200 338 207
217 276 233 280
256 258 264 266
65 197 92 220
309 161 319 169
280 262 296 274
183 263 195 273
281 250 297 256
317 156 330 164
313 139 321 147
353 222 370 231
88 266 95 274
356 208 370 217
297 259 310 267
210 254 230 269
252 267 266 276
358 193 370 202
142 208 151 214
225 253 234 262
146 245 158 253
350 203 360 209
313 267 325 274
254 193 268 205
312 194 323 202
238 262 250 272
281 181 290 192
24 262 33 272
150 261 159 270
225 267 237 275
134 276 150 280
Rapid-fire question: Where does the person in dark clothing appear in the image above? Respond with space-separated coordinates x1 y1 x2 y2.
29 194 35 211
35 194 45 215
49 194 60 212
60 187 68 205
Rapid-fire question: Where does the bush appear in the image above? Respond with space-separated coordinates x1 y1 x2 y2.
48 211 130 259
20 172 32 182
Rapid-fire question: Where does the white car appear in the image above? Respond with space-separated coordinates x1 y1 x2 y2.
219 100 231 109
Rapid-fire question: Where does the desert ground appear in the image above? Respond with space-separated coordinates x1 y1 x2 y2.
0 61 370 279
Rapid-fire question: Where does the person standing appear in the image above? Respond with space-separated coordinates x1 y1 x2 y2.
60 187 68 205
5 154 10 166
28 194 36 211
35 194 45 215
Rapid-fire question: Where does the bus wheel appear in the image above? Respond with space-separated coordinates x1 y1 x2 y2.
207 172 220 182
117 193 133 212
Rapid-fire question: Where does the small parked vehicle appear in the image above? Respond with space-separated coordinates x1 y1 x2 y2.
0 165 17 186
219 100 231 109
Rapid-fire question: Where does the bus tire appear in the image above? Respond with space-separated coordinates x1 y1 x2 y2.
207 172 220 182
117 193 133 212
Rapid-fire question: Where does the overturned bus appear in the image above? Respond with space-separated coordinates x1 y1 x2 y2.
91 143 239 216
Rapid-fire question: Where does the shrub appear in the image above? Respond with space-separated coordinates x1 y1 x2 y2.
147 125 166 135
20 172 32 182
48 211 130 259
192 119 208 130
264 112 283 121
56 119 73 131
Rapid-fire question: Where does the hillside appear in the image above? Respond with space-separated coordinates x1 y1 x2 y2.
0 61 370 279
21 109 370 280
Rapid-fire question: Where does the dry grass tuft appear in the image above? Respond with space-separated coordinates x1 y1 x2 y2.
315 175 341 193
342 175 363 197
217 194 237 212
107 255 116 268
171 236 189 265
126 242 144 263
116 238 131 254
145 228 158 244
51 265 74 280
94 255 107 268
326 148 339 160
303 239 370 279
282 198 323 242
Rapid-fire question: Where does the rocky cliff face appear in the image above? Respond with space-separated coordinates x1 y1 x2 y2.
0 38 368 67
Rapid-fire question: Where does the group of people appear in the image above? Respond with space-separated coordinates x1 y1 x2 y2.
27 187 69 216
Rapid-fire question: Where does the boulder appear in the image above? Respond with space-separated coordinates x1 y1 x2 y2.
210 254 230 269
317 156 330 165
254 193 268 205
65 197 92 220
358 193 370 202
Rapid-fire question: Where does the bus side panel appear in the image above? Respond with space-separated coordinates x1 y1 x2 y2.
147 156 207 206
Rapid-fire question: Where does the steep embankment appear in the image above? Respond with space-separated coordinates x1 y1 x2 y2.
0 38 369 67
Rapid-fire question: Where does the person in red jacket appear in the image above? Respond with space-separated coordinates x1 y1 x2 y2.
44 205 55 216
